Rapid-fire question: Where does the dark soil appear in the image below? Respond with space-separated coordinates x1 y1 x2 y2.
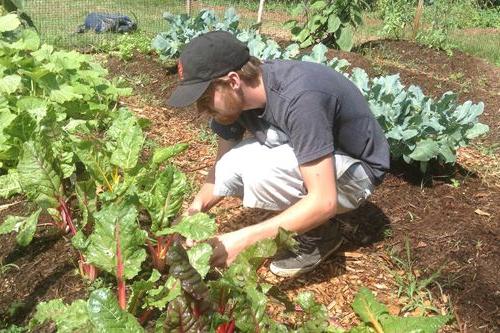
1 40 498 332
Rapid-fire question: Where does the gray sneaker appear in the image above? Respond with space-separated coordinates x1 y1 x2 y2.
269 220 343 277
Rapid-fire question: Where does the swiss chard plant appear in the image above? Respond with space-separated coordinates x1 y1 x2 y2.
285 0 364 51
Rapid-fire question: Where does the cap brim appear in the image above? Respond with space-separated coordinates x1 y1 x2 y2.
166 80 211 108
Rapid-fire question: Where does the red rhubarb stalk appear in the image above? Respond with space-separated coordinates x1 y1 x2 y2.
116 224 126 310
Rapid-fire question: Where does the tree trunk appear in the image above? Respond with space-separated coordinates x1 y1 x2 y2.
186 0 192 16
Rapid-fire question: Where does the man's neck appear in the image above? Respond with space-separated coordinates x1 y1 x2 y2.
241 75 266 111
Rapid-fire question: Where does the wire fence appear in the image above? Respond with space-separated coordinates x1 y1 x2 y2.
21 0 289 49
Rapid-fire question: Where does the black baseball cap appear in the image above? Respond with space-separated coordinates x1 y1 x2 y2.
167 31 250 108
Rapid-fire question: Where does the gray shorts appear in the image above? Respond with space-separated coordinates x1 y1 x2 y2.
213 138 375 213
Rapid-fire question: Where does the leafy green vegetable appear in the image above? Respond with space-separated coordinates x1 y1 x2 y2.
88 289 144 333
86 202 147 280
351 288 451 333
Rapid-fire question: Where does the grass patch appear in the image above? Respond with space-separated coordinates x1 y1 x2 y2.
448 30 500 66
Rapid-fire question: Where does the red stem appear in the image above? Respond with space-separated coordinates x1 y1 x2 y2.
116 224 126 310
226 320 236 333
138 309 153 325
59 198 77 236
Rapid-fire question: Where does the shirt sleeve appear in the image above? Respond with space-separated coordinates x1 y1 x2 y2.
285 91 337 165
210 119 245 141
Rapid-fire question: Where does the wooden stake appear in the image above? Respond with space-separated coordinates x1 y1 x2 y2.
186 0 192 16
412 0 424 39
257 0 265 33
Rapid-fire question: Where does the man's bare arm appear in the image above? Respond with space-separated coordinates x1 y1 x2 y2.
187 137 239 214
211 154 337 265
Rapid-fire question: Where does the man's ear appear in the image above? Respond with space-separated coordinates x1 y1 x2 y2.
226 71 241 90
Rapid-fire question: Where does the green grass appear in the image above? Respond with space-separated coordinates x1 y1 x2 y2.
448 31 500 66
23 0 185 49
22 0 295 49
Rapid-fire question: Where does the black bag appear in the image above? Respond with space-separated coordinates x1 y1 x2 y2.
77 12 137 33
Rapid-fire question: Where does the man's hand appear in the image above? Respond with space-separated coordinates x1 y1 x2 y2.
208 230 249 267
185 198 203 216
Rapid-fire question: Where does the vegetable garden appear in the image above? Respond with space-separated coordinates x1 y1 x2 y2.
1 3 499 333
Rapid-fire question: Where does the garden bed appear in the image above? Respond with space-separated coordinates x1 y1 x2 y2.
1 39 499 332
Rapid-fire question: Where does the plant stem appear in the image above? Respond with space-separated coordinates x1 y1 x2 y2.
116 224 126 310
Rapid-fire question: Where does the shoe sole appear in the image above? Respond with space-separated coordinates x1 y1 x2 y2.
269 239 343 278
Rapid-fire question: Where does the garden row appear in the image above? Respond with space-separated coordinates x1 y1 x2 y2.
0 11 452 333
153 8 489 173
0 13 445 333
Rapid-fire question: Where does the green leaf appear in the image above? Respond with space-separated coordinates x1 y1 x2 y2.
408 139 440 162
0 75 22 94
352 288 388 327
310 1 327 11
336 26 354 51
49 85 83 103
17 141 62 209
465 123 489 139
151 143 188 167
187 242 212 279
106 110 145 170
0 170 22 198
0 13 21 32
16 208 42 246
31 299 91 333
87 202 147 280
128 270 161 315
145 276 181 310
0 215 23 235
380 313 452 333
87 289 144 333
327 15 341 33
167 242 209 301
138 166 186 233
162 296 207 332
157 213 216 240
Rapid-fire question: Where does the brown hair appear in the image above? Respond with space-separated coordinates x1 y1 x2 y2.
197 56 262 114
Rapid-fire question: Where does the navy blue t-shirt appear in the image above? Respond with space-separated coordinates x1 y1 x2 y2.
211 60 390 185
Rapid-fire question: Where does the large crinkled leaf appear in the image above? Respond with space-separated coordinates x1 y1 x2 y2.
465 123 489 139
15 208 42 246
145 275 182 310
49 84 83 103
158 213 216 241
151 143 189 167
167 242 209 301
380 313 452 333
138 166 187 234
17 141 62 209
187 242 212 279
0 170 21 198
73 140 112 188
408 139 440 162
87 289 144 333
106 110 144 170
162 296 207 333
0 74 22 94
87 202 146 280
0 13 21 32
128 270 161 315
352 288 388 327
336 25 353 51
31 299 91 333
